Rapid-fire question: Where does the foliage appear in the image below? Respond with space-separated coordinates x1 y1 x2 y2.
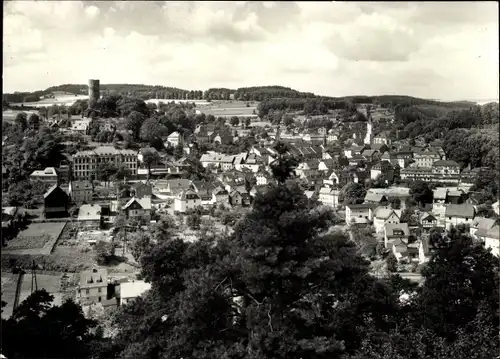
2 289 97 359
409 181 433 207
269 142 299 183
95 240 116 265
230 116 240 127
186 213 202 230
127 111 147 140
140 117 168 142
15 112 28 131
386 253 398 272
341 183 367 205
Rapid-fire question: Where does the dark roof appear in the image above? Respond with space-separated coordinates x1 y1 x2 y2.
433 160 460 167
445 204 475 218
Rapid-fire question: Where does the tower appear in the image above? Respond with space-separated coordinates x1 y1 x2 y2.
364 106 373 145
88 79 100 104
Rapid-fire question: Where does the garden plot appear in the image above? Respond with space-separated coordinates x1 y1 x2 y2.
17 274 62 306
3 222 66 255
1 273 18 319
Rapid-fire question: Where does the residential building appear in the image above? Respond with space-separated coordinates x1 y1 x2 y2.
476 225 500 257
43 185 69 218
420 212 439 233
318 186 340 208
30 167 59 185
137 147 160 163
445 204 475 230
174 189 202 213
69 181 93 203
373 132 391 145
120 280 152 306
345 203 375 226
413 148 441 168
72 146 137 180
318 159 336 172
132 182 152 198
364 192 389 206
154 179 193 198
165 131 184 148
212 187 230 205
384 223 410 249
77 268 108 305
373 207 401 234
122 197 152 224
256 172 273 186
77 204 102 230
418 237 432 263
470 217 497 239
229 190 243 206
432 160 460 175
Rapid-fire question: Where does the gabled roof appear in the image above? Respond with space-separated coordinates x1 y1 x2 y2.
123 197 151 210
364 192 388 203
471 217 496 230
78 204 101 221
433 160 459 167
178 189 201 201
385 223 410 237
43 184 63 199
445 204 475 218
374 207 398 220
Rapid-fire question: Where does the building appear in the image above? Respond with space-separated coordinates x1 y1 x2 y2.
174 189 202 213
30 167 59 185
413 148 441 168
470 217 497 240
444 204 475 230
77 268 108 305
77 204 102 230
154 179 193 198
318 186 340 208
72 146 137 181
229 190 243 206
122 197 152 224
384 223 410 249
165 131 184 148
420 212 439 234
493 201 500 216
373 131 391 145
476 225 500 257
345 203 375 226
132 182 152 198
69 181 93 203
363 106 373 145
120 280 152 306
432 160 460 175
373 207 401 234
212 187 230 205
43 185 69 218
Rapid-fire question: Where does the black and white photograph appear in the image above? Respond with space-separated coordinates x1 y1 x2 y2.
2 1 499 358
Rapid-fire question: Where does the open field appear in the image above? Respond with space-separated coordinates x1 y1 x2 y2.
10 94 89 108
200 101 257 117
1 273 18 319
3 222 67 255
18 273 62 306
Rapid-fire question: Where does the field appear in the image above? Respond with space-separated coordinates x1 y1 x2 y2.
3 222 67 255
1 273 18 318
10 94 88 108
200 101 257 117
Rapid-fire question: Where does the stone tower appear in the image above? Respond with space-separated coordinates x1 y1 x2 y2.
88 79 100 104
363 105 373 145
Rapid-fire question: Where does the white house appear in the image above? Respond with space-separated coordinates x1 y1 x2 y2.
370 164 383 180
165 131 184 148
373 207 401 234
384 223 410 249
444 204 475 230
318 186 339 208
256 172 273 186
122 197 152 224
174 189 201 213
120 280 152 306
345 204 374 226
418 237 431 263
476 226 500 257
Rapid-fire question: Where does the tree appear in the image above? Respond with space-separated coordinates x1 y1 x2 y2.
409 181 433 207
142 150 161 179
230 116 240 127
341 183 367 204
244 117 251 128
129 231 153 263
111 180 400 358
94 162 118 187
28 113 41 130
173 143 184 160
390 198 401 209
95 240 116 265
127 111 146 140
269 142 298 183
387 252 398 272
140 117 168 142
15 112 28 132
283 114 294 127
2 289 97 359
186 213 201 230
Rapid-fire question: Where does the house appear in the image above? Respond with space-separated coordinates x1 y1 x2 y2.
77 204 102 230
361 149 379 162
132 182 152 198
470 217 497 239
364 192 389 206
318 159 336 172
30 167 59 185
373 207 401 234
373 132 391 145
229 190 243 206
68 181 93 203
493 201 500 215
43 185 69 218
155 179 193 198
174 189 202 213
476 225 500 257
413 148 441 168
120 280 152 306
318 186 340 208
212 187 230 205
256 171 273 186
165 131 184 148
76 268 108 305
384 223 410 249
192 182 214 205
420 212 439 233
345 203 375 226
122 197 152 224
344 144 365 159
432 188 448 223
432 160 460 175
445 204 475 230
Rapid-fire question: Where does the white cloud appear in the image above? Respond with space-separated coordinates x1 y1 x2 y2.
3 1 498 101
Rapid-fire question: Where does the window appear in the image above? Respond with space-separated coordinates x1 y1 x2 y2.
98 297 101 302
449 217 452 220
98 287 102 293
86 289 89 294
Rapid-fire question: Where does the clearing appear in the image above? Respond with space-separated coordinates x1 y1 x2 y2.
200 101 257 117
3 222 67 255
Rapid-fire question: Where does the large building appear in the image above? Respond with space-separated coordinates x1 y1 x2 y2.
72 146 137 180
88 79 100 104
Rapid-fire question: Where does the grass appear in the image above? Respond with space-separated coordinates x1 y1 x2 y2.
200 101 257 117
3 222 67 255
18 274 62 306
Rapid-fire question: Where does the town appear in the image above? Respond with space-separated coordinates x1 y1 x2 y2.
2 2 499 359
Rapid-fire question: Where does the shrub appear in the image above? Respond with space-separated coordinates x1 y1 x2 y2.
387 252 398 272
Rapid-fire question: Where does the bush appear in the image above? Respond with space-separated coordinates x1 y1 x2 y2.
376 242 387 257
95 240 116 265
387 252 398 272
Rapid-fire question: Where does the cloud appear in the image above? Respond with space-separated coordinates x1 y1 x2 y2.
2 1 498 101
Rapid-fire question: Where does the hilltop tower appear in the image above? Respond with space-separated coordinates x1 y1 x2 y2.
363 105 373 145
88 79 100 104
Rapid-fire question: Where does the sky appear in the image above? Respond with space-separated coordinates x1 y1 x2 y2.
3 1 499 101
